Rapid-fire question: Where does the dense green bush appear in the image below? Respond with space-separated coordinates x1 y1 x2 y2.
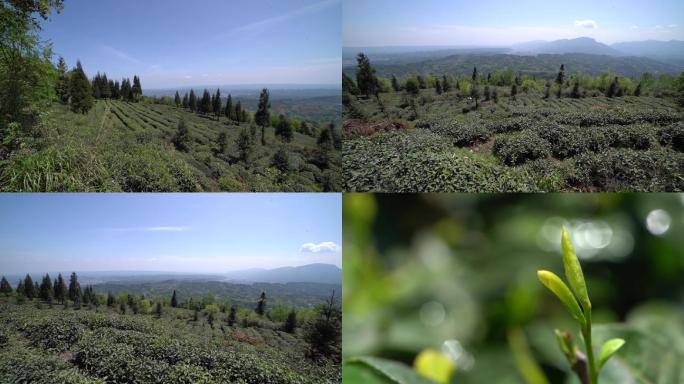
493 131 551 165
659 123 684 152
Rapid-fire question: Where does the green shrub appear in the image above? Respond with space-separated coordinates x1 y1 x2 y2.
659 123 684 152
494 131 551 165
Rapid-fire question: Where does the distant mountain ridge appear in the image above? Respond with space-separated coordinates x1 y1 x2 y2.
224 263 341 284
513 37 623 56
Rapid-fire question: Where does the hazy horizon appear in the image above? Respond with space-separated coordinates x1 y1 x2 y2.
343 0 684 46
0 194 342 275
40 0 342 89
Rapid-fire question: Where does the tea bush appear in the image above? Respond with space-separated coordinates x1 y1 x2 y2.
493 131 551 165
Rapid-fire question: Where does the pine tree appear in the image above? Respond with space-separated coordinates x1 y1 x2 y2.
606 77 619 98
355 53 377 97
200 89 211 114
173 118 189 151
304 290 341 361
155 302 162 318
634 82 642 97
284 309 297 333
182 93 189 108
556 64 565 98
212 88 221 120
53 273 66 304
16 280 25 298
484 85 490 101
225 94 233 121
69 60 94 113
228 305 237 326
255 88 270 146
55 56 70 103
237 128 252 161
275 114 293 142
487 73 492 83
442 75 450 92
492 88 498 103
101 74 111 99
255 292 266 316
39 273 53 302
189 89 197 112
472 67 478 82
171 290 178 308
0 277 12 296
68 272 81 303
112 80 120 99
217 131 228 154
235 101 242 124
511 84 518 100
471 83 479 109
92 72 102 99
23 274 36 299
342 72 359 95
317 124 335 152
107 292 115 307
571 80 580 98
391 75 400 92
544 80 551 99
435 80 442 94
174 91 181 107
132 75 142 101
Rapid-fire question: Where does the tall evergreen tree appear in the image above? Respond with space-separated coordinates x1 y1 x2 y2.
472 67 478 82
101 74 111 99
342 72 359 95
255 88 270 145
634 82 642 97
235 101 242 124
544 80 551 99
53 273 66 304
355 53 377 97
255 292 266 316
200 89 211 114
225 94 233 121
0 277 12 296
556 64 565 98
174 91 181 107
484 85 490 101
275 114 293 142
68 272 81 303
212 88 221 119
112 80 120 99
171 290 178 308
132 75 142 101
55 56 70 103
511 83 518 100
471 83 479 108
435 80 442 94
228 305 237 326
182 93 189 108
155 302 163 318
69 60 94 113
442 75 450 92
571 80 580 98
23 274 35 299
39 273 53 302
284 309 297 333
16 280 25 298
172 118 189 151
391 75 399 92
107 292 115 307
237 128 253 161
606 77 619 98
188 89 197 111
304 290 341 361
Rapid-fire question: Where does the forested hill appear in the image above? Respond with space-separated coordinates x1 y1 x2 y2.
92 280 341 309
343 52 683 79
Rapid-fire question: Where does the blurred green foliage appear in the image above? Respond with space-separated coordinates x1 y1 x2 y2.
343 193 684 383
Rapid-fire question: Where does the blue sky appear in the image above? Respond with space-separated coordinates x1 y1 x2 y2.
40 0 341 89
343 0 684 46
0 193 341 274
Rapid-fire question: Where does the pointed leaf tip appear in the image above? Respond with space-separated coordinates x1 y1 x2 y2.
561 226 591 311
537 270 585 324
598 338 625 369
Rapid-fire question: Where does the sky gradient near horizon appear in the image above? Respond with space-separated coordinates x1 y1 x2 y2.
40 0 341 89
343 0 684 47
0 193 341 274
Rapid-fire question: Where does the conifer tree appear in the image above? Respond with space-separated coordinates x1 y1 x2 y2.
200 89 211 114
275 114 293 142
155 302 162 318
235 101 242 124
317 124 335 152
189 89 197 112
544 80 551 99
241 109 247 123
355 53 377 97
182 93 189 108
212 88 222 120
217 131 228 154
107 292 115 307
132 75 142 101
55 56 70 103
53 273 66 304
487 73 492 83
92 72 102 99
255 88 270 145
492 88 499 103
69 60 94 113
442 75 450 92
23 274 36 299
471 83 479 108
472 67 478 82
556 64 565 98
342 72 359 95
391 75 399 92
225 94 233 121
16 280 25 298
484 85 491 101
284 309 297 333
237 128 253 161
112 80 120 99
39 273 53 302
511 83 518 100
101 74 111 99
435 80 442 94
68 272 81 303
606 77 619 98
174 91 181 107
173 118 189 151
255 292 266 316
228 305 237 326
171 290 178 308
304 290 341 361
571 80 580 98
0 277 12 296
634 82 642 97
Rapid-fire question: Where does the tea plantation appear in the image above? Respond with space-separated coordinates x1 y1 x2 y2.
1 99 341 192
344 89 684 192
0 297 340 384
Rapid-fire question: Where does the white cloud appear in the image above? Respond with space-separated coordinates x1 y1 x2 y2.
300 241 340 253
230 0 339 36
144 226 189 232
98 45 145 65
574 19 598 29
630 25 639 30
668 24 678 28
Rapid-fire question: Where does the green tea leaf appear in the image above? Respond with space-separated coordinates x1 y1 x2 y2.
598 338 625 369
537 270 585 324
344 356 438 384
561 226 591 311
